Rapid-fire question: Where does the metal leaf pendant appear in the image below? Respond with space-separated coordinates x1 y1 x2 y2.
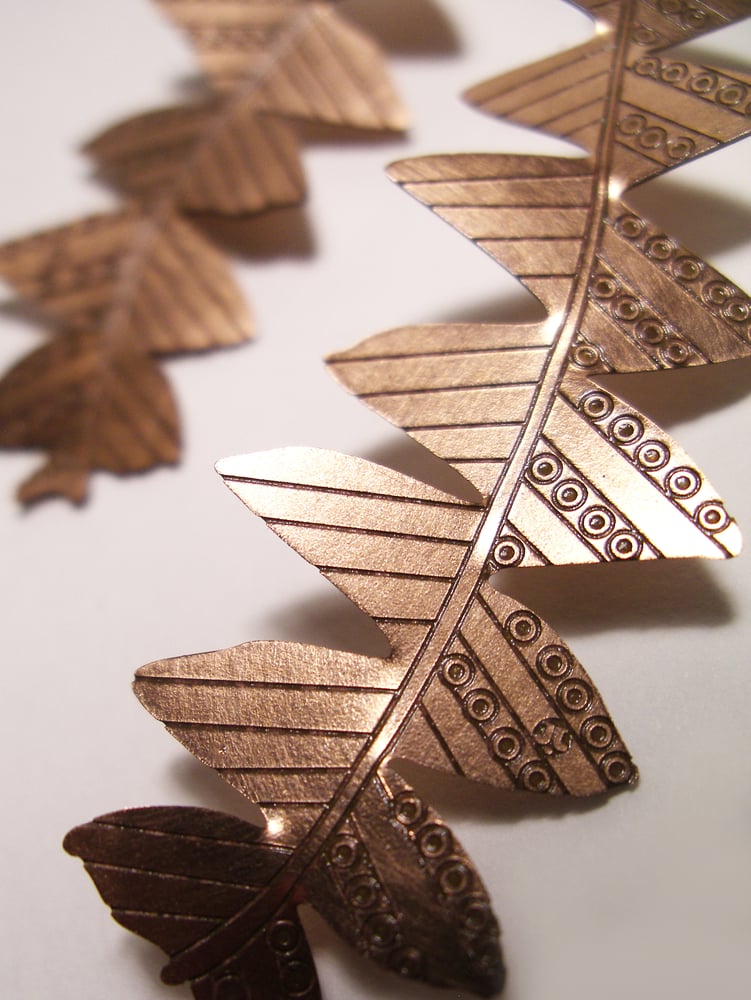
65 1 750 996
0 1 407 504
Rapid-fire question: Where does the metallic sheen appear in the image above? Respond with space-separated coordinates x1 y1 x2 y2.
65 2 750 998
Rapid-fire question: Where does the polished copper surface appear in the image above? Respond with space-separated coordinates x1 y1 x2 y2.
0 1 406 504
66 2 750 998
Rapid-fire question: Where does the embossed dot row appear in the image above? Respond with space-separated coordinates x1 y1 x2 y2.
500 610 634 787
325 841 427 981
326 825 404 957
392 787 495 948
612 212 751 340
588 262 694 367
524 444 647 561
616 109 700 163
631 56 751 115
264 919 318 998
579 389 731 535
639 0 721 33
392 788 499 979
440 649 560 792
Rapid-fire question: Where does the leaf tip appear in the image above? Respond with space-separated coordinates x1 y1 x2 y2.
18 460 89 506
385 157 419 185
62 826 81 857
460 78 488 109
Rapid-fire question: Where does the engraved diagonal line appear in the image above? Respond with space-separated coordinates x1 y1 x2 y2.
477 235 584 242
446 457 510 464
219 767 349 774
516 72 610 127
318 567 455 582
563 116 605 137
405 421 522 430
504 521 550 564
408 169 592 184
157 678 400 693
265 518 471 545
538 91 608 129
417 701 466 776
373 616 434 626
425 199 591 209
162 228 242 330
171 722 374 738
474 44 607 110
92 821 278 852
360 382 539 397
333 345 550 363
255 800 329 807
311 13 390 123
221 473 484 510
86 862 258 894
114 908 218 923
163 4 637 981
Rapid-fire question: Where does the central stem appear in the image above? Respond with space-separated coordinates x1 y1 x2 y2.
167 0 635 982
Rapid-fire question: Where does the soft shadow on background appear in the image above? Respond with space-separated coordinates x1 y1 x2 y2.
627 179 751 260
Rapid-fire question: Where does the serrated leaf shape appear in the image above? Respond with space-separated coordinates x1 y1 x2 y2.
66 3 749 997
0 210 248 502
0 210 250 350
0 1 406 502
154 0 326 93
65 778 503 997
64 807 324 1000
127 463 633 994
466 0 751 185
154 0 409 125
86 106 307 211
86 7 406 207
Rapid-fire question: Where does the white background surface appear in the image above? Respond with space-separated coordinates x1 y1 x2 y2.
1 2 750 998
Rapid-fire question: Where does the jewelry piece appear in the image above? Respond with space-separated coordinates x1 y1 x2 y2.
65 2 751 996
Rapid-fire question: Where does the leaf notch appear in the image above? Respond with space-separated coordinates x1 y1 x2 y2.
65 2 751 998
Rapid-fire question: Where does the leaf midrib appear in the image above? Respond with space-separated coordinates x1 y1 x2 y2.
162 1 637 983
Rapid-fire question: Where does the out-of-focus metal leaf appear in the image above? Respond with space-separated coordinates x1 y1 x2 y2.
0 210 249 502
153 0 321 92
0 1 407 503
